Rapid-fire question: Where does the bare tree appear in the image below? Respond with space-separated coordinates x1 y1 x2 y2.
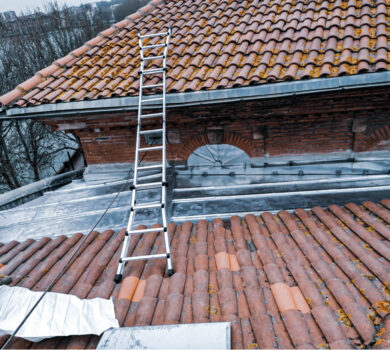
0 120 21 191
0 1 111 91
0 120 79 191
0 1 111 193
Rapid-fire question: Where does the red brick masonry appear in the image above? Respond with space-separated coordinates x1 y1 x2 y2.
43 87 390 164
2 200 390 348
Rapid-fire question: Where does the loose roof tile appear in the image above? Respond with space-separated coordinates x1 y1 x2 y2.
0 0 389 108
2 201 390 348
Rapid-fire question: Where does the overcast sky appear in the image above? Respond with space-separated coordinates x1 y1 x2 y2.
0 0 96 13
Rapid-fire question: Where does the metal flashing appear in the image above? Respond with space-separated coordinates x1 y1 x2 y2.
2 71 390 120
172 184 390 204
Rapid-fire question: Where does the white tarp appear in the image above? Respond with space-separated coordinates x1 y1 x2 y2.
0 285 119 342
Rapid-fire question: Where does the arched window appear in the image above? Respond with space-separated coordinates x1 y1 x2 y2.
187 144 250 168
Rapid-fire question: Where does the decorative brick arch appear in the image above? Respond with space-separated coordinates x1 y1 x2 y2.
178 132 255 160
365 125 390 150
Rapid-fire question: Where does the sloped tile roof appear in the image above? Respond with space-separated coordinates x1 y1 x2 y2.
0 0 389 108
2 200 390 348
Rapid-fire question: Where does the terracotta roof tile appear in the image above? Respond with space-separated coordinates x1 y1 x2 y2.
1 0 390 107
3 200 390 348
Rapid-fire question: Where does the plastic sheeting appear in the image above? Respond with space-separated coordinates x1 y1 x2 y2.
0 285 119 342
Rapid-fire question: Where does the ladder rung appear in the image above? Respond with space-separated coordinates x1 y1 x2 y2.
139 145 163 152
142 68 164 75
143 43 166 49
143 55 164 61
132 181 163 189
140 112 163 119
140 128 163 135
133 202 162 210
137 164 163 171
116 29 173 283
141 97 164 103
143 83 163 89
128 227 165 234
139 32 168 39
121 253 168 262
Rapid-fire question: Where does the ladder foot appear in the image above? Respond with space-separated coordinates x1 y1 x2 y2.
114 274 123 283
168 269 174 277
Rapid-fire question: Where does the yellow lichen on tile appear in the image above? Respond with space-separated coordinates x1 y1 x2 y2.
377 300 390 313
78 57 90 65
310 67 321 77
367 310 378 324
75 67 90 78
338 309 352 327
313 54 324 65
375 338 382 346
89 56 101 65
377 327 385 337
354 28 362 37
99 45 112 55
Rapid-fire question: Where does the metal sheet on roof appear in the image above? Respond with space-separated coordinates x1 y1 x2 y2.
97 322 231 349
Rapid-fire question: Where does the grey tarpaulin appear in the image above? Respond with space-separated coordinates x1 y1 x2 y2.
0 285 119 342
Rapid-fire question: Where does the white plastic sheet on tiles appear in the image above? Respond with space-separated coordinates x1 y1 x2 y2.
0 285 119 342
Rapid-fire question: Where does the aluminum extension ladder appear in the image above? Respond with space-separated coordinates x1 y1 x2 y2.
115 28 173 283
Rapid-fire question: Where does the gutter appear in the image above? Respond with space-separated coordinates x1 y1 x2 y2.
1 71 390 120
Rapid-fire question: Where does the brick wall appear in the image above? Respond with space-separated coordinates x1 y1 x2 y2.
43 86 390 164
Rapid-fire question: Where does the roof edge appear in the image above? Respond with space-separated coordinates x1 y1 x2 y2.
0 168 83 210
2 71 390 119
0 0 165 109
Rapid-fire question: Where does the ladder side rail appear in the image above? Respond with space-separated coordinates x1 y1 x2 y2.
162 206 173 272
163 28 172 64
115 29 174 284
162 28 172 274
123 33 147 278
115 204 135 280
126 203 136 232
161 184 166 208
161 29 170 185
133 36 145 187
138 32 145 58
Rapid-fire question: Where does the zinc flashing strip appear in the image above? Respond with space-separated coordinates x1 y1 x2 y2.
173 174 390 193
2 71 390 119
170 208 312 223
172 184 390 204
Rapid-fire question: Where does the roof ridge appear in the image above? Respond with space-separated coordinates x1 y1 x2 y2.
0 0 165 108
